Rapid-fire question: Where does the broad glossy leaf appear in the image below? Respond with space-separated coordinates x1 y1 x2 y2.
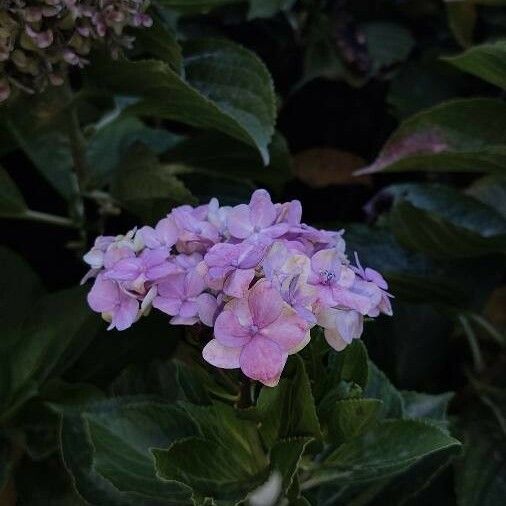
362 21 415 75
6 126 74 200
154 402 268 503
85 403 195 500
157 0 242 14
248 0 296 19
0 247 43 331
307 420 460 487
111 146 196 222
61 400 195 505
1 285 97 421
90 38 276 163
445 0 476 48
364 361 404 419
402 391 453 433
326 399 382 444
254 356 322 448
270 438 313 496
163 131 292 192
467 175 506 218
134 18 182 72
444 40 506 88
87 115 181 186
0 166 27 217
388 184 506 257
357 98 506 175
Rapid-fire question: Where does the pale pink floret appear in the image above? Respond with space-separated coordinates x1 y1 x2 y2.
203 279 311 386
317 307 363 351
87 274 138 331
227 189 288 240
152 269 206 325
104 248 179 294
204 241 267 297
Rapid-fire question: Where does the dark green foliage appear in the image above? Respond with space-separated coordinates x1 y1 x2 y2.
1 1 506 505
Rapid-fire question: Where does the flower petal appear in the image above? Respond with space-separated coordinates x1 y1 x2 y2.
197 293 219 327
239 336 287 387
214 309 252 347
227 204 253 239
203 339 241 369
152 295 182 316
248 279 283 328
324 328 348 351
249 189 277 229
87 275 118 312
260 305 310 353
223 268 255 298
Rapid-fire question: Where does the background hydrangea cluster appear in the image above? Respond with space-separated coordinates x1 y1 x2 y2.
0 0 152 102
83 189 392 386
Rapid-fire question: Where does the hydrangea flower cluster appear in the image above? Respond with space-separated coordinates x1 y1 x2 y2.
83 190 393 386
0 0 152 102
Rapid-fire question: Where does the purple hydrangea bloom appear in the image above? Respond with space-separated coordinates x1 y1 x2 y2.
82 188 393 386
203 280 311 386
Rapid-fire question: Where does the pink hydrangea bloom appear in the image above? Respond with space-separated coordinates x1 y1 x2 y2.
203 280 311 386
82 188 393 386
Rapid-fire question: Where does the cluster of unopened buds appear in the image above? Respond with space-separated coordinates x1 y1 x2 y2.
0 0 152 102
83 190 393 386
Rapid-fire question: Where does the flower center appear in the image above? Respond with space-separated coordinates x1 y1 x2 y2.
250 324 259 334
319 269 335 285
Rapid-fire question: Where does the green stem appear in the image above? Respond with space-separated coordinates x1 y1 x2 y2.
458 315 485 373
63 80 89 244
20 209 77 228
469 313 505 346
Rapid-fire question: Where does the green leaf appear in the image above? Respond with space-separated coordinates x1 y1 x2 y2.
1 286 97 421
111 145 196 222
270 437 313 497
248 0 296 19
445 1 476 48
7 124 74 200
156 0 243 14
87 115 181 187
364 361 404 419
330 340 369 390
357 98 506 175
361 21 415 75
326 399 382 445
444 40 506 88
0 165 27 217
61 400 195 504
0 247 43 331
154 402 268 503
90 38 276 164
254 356 322 448
467 175 506 218
163 131 292 193
455 420 506 506
307 420 461 487
388 184 506 257
402 391 453 433
85 404 195 500
134 18 182 72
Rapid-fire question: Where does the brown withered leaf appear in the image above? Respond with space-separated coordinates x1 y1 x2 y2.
293 148 371 188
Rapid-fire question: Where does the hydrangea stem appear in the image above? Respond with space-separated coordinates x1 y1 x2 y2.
63 80 89 245
22 210 77 228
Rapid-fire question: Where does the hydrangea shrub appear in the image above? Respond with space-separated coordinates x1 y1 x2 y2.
83 189 392 386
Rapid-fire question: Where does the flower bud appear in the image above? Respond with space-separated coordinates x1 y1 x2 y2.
0 0 152 102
